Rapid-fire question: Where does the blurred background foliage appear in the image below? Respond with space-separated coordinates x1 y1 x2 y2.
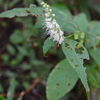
0 0 100 100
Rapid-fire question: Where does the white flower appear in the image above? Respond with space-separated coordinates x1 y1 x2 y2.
43 4 46 7
59 30 64 35
49 9 52 12
45 13 49 17
55 23 60 29
53 34 59 41
52 14 55 16
48 29 56 36
59 37 64 44
52 19 56 24
44 21 53 30
41 2 64 44
45 8 49 11
44 18 51 22
41 2 44 5
44 18 64 44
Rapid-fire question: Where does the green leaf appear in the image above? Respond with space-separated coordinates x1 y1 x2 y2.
10 30 24 44
85 21 100 49
17 46 29 56
9 0 19 8
86 66 100 88
43 38 56 55
52 2 72 17
89 48 100 66
73 13 88 31
80 5 91 21
28 7 78 33
2 54 9 62
23 82 30 89
88 21 99 30
0 96 6 100
52 7 78 32
0 6 80 33
7 45 16 55
30 72 38 78
56 16 78 33
0 8 29 18
91 22 100 35
47 59 78 100
20 63 31 70
7 77 16 100
85 33 98 49
0 84 4 92
28 6 44 15
62 39 90 92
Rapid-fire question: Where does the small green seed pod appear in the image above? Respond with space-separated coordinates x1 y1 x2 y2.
80 32 85 39
74 34 79 40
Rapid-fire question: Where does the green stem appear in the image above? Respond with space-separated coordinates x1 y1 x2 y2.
86 92 90 100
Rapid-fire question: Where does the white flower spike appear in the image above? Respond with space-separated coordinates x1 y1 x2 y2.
41 2 64 44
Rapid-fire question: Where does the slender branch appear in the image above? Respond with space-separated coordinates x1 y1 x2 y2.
0 78 40 98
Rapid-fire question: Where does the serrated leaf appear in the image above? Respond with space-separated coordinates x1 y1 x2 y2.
0 8 29 18
62 39 90 92
0 6 80 33
28 6 44 15
89 48 100 66
47 59 78 100
43 38 56 55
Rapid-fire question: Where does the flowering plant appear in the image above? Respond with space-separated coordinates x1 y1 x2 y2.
41 2 64 44
0 1 100 100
